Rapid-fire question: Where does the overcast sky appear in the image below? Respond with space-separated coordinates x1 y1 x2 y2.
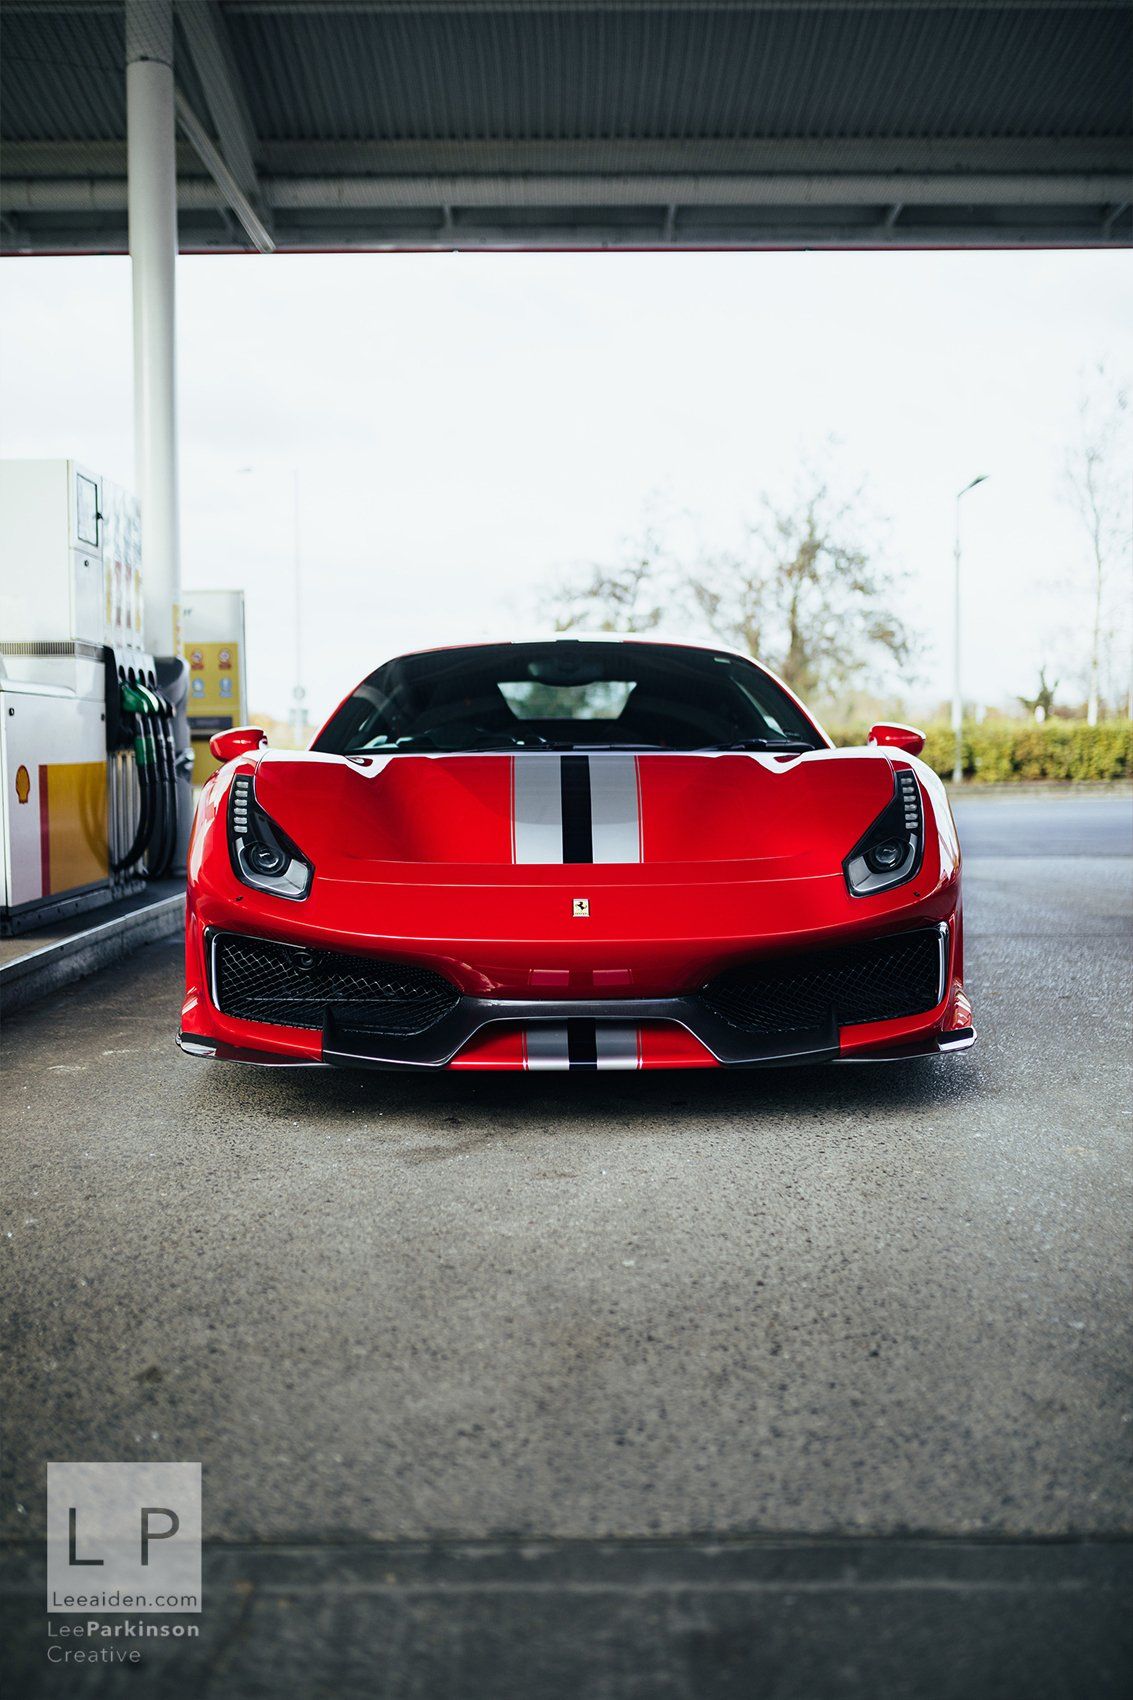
1 248 1129 727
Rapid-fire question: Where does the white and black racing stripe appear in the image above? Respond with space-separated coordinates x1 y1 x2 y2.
512 757 563 864
522 1021 641 1070
512 754 641 865
588 754 642 862
594 1024 642 1070
522 1024 571 1070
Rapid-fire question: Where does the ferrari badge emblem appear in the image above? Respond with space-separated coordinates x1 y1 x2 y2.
572 898 590 918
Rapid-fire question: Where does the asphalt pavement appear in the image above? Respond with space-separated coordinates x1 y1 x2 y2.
951 791 1133 857
2 794 1130 1698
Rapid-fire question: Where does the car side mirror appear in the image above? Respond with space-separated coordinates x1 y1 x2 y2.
868 722 925 757
210 726 268 763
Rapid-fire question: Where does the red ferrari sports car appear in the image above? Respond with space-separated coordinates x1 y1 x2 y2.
179 637 974 1072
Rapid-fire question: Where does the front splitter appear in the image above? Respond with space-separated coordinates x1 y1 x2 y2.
176 1021 975 1071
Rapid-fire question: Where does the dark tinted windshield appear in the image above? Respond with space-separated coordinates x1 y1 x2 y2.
314 642 823 755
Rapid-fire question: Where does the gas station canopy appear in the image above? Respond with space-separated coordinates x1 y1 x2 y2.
3 0 1131 254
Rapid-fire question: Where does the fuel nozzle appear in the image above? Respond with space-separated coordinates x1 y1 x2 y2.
120 681 155 766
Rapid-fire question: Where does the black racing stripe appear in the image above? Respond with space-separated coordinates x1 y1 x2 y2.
560 754 593 863
567 1019 598 1070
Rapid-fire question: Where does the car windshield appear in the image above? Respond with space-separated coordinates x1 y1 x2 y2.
314 642 823 755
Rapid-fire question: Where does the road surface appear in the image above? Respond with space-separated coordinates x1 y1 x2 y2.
2 794 1130 1697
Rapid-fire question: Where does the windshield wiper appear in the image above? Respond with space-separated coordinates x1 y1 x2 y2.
540 740 669 751
350 731 556 754
347 735 814 756
703 739 816 753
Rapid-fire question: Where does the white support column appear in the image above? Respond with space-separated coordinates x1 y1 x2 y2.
127 0 180 659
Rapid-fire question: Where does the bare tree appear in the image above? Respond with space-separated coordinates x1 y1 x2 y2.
540 519 671 635
541 468 917 705
1064 367 1131 725
685 477 916 700
1017 667 1058 723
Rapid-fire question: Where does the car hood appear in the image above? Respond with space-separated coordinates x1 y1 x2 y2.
250 748 898 878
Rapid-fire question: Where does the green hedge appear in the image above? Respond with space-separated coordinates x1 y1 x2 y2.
826 720 1133 783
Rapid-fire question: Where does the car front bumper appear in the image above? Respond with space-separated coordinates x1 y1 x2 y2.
179 912 975 1071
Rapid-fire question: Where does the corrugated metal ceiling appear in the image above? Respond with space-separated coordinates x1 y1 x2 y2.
4 4 1127 142
2 2 1130 251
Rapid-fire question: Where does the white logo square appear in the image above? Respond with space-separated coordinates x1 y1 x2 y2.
47 1463 202 1613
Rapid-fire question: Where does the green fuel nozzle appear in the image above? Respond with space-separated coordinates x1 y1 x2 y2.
120 681 154 764
120 681 151 715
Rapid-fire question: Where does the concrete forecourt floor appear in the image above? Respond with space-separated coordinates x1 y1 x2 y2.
2 795 1130 1697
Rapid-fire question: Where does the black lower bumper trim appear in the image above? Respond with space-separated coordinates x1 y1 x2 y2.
178 1020 974 1070
322 997 838 1070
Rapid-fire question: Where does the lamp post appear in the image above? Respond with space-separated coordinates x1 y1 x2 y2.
952 475 988 785
290 467 305 748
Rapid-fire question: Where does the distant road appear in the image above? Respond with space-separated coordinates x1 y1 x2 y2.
953 792 1132 858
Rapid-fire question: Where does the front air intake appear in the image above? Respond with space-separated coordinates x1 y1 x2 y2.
211 933 461 1035
699 926 946 1036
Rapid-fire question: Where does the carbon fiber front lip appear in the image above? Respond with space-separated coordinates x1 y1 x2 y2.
176 1021 975 1069
322 997 837 1069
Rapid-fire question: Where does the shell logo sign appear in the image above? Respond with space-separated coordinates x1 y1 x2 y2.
14 764 31 804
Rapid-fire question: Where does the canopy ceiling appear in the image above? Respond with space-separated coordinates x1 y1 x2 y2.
3 1 1130 253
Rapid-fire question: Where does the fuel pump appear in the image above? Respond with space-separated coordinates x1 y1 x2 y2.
1 460 193 931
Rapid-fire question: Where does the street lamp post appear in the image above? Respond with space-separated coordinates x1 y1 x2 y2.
952 475 989 786
290 468 305 747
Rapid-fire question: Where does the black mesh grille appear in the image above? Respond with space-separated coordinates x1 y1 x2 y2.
213 934 460 1034
700 927 944 1035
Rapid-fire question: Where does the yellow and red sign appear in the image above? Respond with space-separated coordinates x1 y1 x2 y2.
184 640 245 786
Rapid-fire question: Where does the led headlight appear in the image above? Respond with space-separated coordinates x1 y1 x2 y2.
843 769 924 896
228 773 312 900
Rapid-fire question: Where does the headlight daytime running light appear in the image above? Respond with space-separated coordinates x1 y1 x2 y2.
228 773 312 900
844 769 924 896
